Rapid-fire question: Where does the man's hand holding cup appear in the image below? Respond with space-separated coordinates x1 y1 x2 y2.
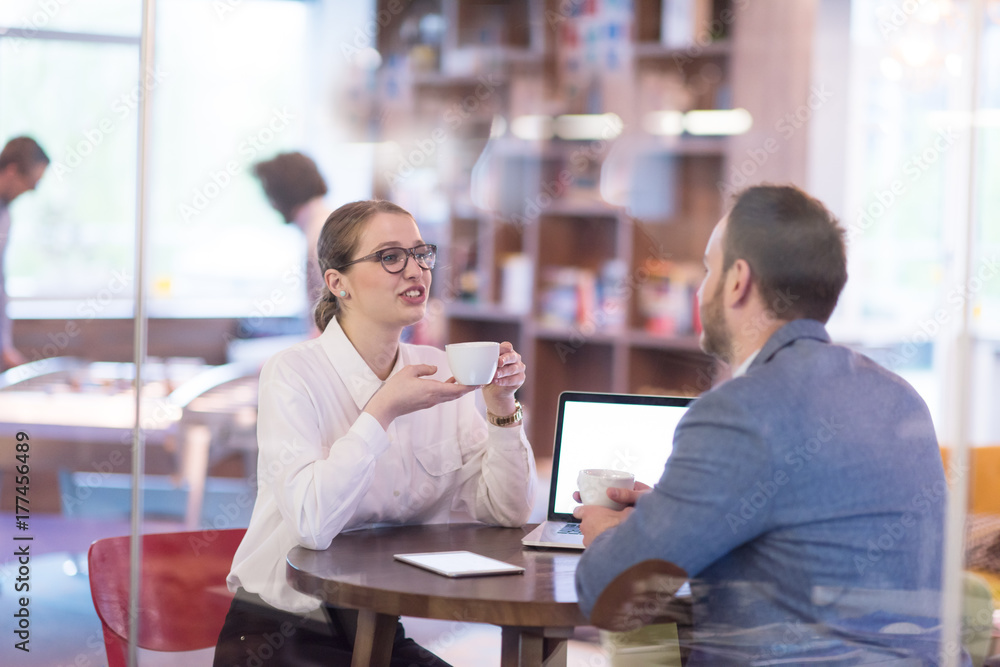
573 471 652 547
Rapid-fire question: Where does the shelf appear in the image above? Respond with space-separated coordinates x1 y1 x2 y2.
539 200 622 218
645 135 730 156
633 40 732 61
489 141 607 161
411 71 510 89
445 302 528 323
533 324 622 345
409 47 543 89
469 46 544 66
627 330 705 352
443 319 706 353
489 136 727 161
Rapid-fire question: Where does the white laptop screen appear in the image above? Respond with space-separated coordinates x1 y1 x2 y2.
550 393 693 519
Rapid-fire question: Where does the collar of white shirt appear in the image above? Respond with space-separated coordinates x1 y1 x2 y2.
732 347 761 378
319 317 406 410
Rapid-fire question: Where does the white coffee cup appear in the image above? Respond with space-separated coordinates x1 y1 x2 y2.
445 341 500 385
577 468 636 510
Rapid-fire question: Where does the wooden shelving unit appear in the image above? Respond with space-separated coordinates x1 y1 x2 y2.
374 0 815 455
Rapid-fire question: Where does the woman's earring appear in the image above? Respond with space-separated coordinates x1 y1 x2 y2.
339 290 347 298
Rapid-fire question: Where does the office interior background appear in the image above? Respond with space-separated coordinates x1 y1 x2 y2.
0 0 999 664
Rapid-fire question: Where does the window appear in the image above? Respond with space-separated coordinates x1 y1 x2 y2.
833 0 1000 440
0 0 310 320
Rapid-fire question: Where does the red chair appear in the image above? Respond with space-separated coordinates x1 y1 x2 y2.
88 528 246 666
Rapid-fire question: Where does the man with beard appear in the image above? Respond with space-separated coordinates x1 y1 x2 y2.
573 185 953 665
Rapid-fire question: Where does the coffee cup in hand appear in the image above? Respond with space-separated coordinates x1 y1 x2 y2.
445 341 500 385
577 469 636 510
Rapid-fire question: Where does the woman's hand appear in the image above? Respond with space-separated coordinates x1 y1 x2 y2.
364 364 476 430
481 341 525 418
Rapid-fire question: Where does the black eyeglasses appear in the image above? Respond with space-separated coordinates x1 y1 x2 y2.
336 244 437 274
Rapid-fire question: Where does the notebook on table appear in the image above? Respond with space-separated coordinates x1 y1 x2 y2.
521 391 694 550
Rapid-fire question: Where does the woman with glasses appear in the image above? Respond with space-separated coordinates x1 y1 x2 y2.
215 200 536 667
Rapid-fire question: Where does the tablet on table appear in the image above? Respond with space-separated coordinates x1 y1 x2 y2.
393 550 525 578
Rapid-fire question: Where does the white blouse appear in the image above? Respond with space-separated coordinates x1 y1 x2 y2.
227 317 537 612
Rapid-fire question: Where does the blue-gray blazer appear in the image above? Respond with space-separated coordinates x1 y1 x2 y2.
576 319 950 665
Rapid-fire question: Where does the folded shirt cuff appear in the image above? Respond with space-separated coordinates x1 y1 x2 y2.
351 411 391 456
487 421 530 450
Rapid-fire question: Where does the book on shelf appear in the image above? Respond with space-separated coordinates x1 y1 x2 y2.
660 0 714 49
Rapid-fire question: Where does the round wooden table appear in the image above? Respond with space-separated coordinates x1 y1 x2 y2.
286 523 588 667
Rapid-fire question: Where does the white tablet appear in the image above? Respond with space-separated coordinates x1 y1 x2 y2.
393 550 525 578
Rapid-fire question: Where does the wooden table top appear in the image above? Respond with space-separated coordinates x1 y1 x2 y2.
0 359 259 441
0 360 203 437
286 523 589 629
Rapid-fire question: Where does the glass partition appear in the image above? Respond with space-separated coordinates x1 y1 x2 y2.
0 1 310 664
834 1 997 663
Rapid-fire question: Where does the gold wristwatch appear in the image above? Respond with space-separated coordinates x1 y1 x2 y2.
487 400 523 427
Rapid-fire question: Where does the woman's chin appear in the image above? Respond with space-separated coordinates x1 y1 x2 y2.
400 306 427 328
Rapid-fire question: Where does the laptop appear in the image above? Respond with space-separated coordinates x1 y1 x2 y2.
522 391 694 550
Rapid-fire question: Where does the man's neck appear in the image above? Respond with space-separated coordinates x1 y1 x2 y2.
728 315 786 369
731 348 761 378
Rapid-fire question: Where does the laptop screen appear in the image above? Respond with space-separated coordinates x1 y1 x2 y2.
549 392 694 520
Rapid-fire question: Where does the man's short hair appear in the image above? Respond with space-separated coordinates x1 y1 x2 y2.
0 136 49 173
724 184 848 323
253 152 328 222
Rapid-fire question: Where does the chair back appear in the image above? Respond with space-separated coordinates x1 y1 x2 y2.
0 356 86 389
88 528 245 666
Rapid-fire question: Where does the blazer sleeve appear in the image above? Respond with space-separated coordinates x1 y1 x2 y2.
575 390 774 618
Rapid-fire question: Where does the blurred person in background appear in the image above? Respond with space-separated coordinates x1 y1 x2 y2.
0 136 49 370
253 151 330 333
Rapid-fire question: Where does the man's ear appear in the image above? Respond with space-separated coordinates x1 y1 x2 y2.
725 259 754 308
